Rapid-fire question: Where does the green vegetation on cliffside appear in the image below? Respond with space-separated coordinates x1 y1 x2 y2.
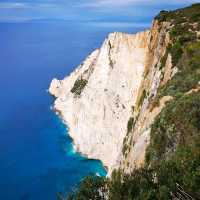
71 78 88 96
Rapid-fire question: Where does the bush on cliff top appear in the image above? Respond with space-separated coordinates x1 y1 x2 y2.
155 40 200 101
146 92 200 199
155 3 200 24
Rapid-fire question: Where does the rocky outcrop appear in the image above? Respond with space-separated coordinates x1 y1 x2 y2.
49 31 150 174
120 20 175 172
49 20 175 175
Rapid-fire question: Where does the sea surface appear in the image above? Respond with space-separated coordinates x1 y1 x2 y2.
0 20 146 200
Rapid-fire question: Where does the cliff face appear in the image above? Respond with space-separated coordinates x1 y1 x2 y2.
54 4 200 199
49 3 200 178
49 19 176 174
49 31 150 173
120 20 175 172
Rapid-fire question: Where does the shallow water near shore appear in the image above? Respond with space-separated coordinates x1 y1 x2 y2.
0 20 144 199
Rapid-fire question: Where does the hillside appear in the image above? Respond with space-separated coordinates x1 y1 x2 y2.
50 3 200 200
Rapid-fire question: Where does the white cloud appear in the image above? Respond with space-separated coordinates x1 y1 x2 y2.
0 2 59 9
83 0 140 8
0 16 35 22
0 2 28 9
88 21 151 28
82 0 199 8
1 1 199 11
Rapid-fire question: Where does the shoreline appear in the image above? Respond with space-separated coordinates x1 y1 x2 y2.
52 105 108 176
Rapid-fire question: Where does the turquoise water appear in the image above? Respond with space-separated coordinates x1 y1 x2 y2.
0 21 144 199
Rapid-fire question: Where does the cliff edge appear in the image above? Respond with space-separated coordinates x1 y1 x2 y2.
54 4 200 200
49 4 200 181
49 31 150 174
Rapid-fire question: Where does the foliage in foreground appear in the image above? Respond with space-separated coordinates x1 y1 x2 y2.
63 176 107 200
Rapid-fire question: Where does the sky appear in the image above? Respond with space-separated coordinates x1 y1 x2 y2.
0 0 199 25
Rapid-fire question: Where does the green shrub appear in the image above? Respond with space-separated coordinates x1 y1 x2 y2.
122 142 128 156
71 79 88 96
66 176 108 200
160 48 169 70
108 169 157 200
178 32 196 44
190 11 200 21
169 41 183 66
154 10 169 22
138 89 147 108
158 71 200 98
155 3 200 24
146 93 200 199
127 117 135 134
146 92 200 163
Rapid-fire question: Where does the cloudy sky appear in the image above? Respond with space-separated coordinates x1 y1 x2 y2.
0 0 199 23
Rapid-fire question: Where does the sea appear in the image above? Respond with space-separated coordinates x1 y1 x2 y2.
0 20 146 200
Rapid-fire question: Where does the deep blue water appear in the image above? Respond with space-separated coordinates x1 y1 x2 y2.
0 21 146 200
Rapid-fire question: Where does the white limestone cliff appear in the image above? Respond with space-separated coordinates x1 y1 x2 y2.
49 20 175 175
120 21 175 172
49 31 150 174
